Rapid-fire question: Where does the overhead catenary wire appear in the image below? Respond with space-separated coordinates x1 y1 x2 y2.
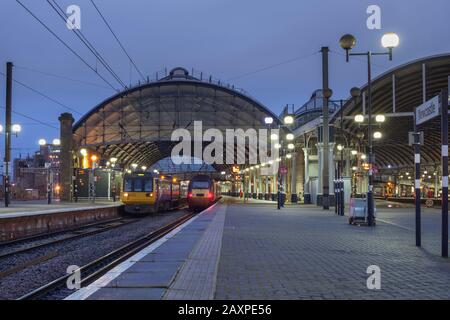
0 105 59 131
46 0 127 89
14 65 115 91
15 0 119 92
0 71 82 115
89 0 146 82
14 0 141 160
0 71 86 138
12 2 166 169
226 51 319 81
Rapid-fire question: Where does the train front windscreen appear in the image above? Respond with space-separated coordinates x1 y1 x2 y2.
191 181 212 197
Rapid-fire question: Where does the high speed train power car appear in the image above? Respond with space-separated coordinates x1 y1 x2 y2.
121 172 186 215
187 175 221 211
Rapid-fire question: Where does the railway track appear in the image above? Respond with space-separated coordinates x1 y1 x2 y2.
17 212 196 300
0 217 138 260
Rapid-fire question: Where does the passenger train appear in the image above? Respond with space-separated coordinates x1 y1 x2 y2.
121 172 186 215
187 175 221 211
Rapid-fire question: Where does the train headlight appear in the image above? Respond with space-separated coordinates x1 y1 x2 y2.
150 193 153 197
123 193 129 197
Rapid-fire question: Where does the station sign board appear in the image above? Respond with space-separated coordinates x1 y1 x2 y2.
415 95 440 125
408 131 424 146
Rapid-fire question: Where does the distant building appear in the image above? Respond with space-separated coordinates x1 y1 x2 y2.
12 144 61 200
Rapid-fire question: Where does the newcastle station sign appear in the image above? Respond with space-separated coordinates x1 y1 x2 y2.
415 95 440 125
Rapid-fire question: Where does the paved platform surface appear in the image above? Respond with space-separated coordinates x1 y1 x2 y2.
0 200 121 218
66 197 449 300
215 198 450 299
66 202 225 300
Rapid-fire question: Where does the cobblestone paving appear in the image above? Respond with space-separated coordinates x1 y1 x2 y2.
215 203 450 300
375 201 450 257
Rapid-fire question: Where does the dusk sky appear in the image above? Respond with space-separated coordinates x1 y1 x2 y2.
1 0 450 162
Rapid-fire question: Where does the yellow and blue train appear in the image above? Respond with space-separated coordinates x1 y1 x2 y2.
121 172 186 215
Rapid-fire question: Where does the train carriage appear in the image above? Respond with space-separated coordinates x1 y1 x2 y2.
187 175 221 211
121 172 185 215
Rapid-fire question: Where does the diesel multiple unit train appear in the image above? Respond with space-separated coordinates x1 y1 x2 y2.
121 173 220 214
187 175 221 211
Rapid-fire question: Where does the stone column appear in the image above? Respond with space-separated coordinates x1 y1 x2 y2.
265 176 270 200
316 143 323 205
317 142 336 204
302 147 311 204
59 113 74 202
252 170 257 198
258 174 263 199
248 172 252 196
272 173 277 201
290 152 298 203
344 148 351 177
328 142 335 198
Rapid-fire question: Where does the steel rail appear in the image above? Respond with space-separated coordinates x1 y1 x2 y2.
0 218 137 260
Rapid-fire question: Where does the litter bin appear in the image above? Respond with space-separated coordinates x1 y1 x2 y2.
349 196 377 225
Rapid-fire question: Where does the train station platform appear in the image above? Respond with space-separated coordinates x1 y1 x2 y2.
67 197 450 300
0 200 122 241
0 200 120 219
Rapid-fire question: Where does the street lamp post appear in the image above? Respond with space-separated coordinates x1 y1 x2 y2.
2 122 21 207
328 87 361 216
110 157 118 202
4 62 13 207
265 117 282 208
320 88 333 210
270 128 284 210
339 32 399 226
91 155 98 203
39 138 61 204
321 47 331 210
265 115 294 210
280 114 295 209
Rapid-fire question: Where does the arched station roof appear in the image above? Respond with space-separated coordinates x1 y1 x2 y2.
73 67 282 171
336 54 450 170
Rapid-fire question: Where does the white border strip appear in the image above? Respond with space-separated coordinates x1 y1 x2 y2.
65 201 221 300
442 176 449 188
415 179 421 189
414 154 420 163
